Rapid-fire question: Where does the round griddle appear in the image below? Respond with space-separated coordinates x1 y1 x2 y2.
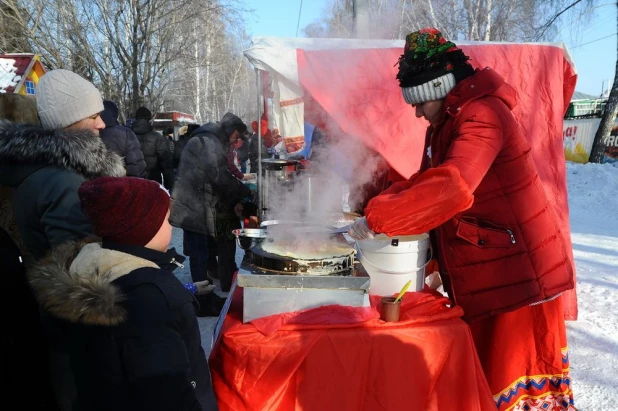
261 158 299 170
249 242 355 275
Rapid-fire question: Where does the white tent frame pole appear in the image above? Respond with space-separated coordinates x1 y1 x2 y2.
255 67 263 222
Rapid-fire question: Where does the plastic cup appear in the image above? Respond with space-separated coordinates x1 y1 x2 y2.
380 297 402 322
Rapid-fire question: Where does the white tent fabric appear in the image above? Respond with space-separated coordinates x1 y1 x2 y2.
243 37 406 143
243 36 575 152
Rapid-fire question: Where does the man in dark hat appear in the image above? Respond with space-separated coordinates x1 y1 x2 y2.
349 28 575 411
131 106 174 191
170 112 251 308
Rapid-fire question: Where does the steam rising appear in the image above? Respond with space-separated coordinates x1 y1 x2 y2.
262 127 385 251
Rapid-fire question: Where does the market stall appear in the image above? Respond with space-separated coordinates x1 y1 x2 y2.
243 35 578 319
210 35 580 410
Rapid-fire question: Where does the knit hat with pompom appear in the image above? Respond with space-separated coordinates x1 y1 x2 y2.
396 28 474 105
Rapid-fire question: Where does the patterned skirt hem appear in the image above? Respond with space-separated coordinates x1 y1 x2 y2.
494 347 575 411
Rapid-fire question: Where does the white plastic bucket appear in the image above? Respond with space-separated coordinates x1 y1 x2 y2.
356 233 431 296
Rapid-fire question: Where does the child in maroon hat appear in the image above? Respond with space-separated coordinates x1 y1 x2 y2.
28 176 218 410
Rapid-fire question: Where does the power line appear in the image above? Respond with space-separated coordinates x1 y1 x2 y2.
295 0 303 37
570 32 617 49
533 0 585 41
558 13 615 37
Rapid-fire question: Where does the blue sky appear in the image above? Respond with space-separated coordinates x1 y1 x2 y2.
558 4 617 97
243 0 327 38
243 0 616 97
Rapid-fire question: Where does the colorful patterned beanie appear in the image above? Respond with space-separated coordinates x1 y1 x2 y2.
396 28 474 105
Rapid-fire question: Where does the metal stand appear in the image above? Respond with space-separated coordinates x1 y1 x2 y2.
255 68 264 224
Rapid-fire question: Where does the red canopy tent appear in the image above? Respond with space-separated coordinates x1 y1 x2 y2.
244 37 578 319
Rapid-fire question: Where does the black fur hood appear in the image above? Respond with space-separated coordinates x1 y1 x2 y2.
28 241 159 326
0 122 125 186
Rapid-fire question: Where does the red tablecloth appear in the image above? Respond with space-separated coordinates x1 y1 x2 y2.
209 288 496 411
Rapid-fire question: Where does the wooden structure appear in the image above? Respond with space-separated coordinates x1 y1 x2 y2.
0 53 46 94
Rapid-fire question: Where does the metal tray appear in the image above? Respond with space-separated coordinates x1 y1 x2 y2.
237 272 370 290
249 243 355 275
261 158 299 170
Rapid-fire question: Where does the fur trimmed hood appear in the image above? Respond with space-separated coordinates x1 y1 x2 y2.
28 241 159 326
0 122 125 186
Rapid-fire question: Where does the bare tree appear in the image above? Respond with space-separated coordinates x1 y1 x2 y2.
589 1 618 163
303 0 594 42
1 0 254 122
158 0 256 123
0 1 31 53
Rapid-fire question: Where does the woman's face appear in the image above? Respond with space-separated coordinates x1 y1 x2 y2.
414 100 444 124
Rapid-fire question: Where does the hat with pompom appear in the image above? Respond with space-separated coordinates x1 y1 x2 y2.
396 28 474 105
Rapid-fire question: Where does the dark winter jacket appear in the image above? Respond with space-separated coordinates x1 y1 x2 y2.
174 135 191 169
165 135 176 158
0 123 125 259
100 102 147 178
170 118 251 236
29 240 218 411
1 223 60 409
132 119 174 191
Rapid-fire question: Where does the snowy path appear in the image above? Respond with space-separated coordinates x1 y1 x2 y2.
565 163 618 410
172 162 618 410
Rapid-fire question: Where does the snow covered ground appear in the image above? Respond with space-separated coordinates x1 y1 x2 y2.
172 161 618 410
564 162 618 410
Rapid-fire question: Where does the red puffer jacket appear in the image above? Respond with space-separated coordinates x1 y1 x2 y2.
365 68 574 322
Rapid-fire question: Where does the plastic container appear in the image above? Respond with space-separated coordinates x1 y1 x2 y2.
356 234 431 296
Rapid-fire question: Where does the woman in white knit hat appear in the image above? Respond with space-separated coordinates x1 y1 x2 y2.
36 69 106 133
0 68 125 411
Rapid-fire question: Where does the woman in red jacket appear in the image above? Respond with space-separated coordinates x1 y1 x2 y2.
349 28 575 411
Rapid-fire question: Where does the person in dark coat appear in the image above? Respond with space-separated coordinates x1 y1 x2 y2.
170 112 251 293
163 126 176 158
0 125 125 259
29 176 218 411
174 126 187 169
100 100 147 178
132 107 175 191
0 69 126 411
0 94 60 411
248 119 273 173
0 70 125 260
